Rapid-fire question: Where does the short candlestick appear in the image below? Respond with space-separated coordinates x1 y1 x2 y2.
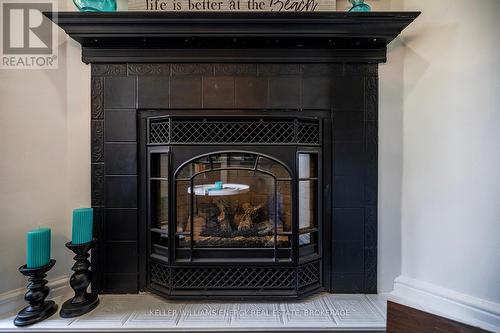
14 259 58 327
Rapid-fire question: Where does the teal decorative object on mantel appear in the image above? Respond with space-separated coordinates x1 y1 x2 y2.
73 0 117 12
26 227 51 268
71 208 93 245
349 0 371 12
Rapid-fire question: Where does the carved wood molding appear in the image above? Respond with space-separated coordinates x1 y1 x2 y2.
44 12 420 64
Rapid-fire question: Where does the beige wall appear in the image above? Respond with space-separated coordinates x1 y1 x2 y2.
378 29 405 293
0 0 133 295
400 0 500 304
0 3 91 293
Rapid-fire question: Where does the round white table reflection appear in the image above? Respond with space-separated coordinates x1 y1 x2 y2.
187 183 249 196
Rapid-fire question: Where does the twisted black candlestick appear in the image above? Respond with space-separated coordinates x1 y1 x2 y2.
60 240 99 318
14 259 58 327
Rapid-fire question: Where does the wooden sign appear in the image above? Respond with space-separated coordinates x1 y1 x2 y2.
128 0 336 12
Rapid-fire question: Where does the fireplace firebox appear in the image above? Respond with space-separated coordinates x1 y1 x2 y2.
140 112 330 297
47 11 419 299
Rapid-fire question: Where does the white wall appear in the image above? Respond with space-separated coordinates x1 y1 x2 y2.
400 0 500 306
0 2 90 294
341 0 500 315
378 38 404 293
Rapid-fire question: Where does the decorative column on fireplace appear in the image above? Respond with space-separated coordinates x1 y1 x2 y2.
47 12 419 298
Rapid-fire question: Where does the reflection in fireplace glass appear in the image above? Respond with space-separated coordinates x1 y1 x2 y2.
150 153 169 232
298 152 319 252
151 180 168 230
298 153 318 178
176 153 292 252
151 153 169 178
299 181 317 230
150 152 169 258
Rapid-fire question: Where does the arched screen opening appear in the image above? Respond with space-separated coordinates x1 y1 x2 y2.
175 152 292 251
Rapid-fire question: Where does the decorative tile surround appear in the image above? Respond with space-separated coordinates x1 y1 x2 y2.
90 63 379 295
0 292 387 331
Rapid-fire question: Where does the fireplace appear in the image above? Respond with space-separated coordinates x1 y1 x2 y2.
141 112 329 297
47 11 419 298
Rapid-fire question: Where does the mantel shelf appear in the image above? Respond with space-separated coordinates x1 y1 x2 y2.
45 11 420 63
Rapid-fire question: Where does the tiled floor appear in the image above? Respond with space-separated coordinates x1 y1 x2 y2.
0 292 388 332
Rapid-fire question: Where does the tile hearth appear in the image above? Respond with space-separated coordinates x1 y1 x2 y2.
0 293 387 332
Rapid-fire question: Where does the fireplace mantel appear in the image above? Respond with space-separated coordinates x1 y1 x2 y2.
45 12 419 63
43 11 420 296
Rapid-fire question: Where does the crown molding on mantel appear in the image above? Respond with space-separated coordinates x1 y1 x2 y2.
44 12 419 64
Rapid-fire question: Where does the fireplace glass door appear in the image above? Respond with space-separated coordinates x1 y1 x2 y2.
174 152 292 262
144 114 326 297
149 150 170 259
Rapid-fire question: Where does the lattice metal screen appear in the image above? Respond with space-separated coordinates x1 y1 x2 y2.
150 261 170 289
150 260 321 293
172 266 296 290
149 117 320 145
150 121 170 144
298 261 321 288
298 121 320 144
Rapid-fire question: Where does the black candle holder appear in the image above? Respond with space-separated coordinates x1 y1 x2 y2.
14 259 58 327
59 239 99 318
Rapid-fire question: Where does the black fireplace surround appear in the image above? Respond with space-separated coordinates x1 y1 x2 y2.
47 12 418 298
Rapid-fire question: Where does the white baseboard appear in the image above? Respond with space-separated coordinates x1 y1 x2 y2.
390 275 500 333
0 275 70 316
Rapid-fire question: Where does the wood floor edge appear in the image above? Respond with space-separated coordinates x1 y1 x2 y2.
387 301 491 333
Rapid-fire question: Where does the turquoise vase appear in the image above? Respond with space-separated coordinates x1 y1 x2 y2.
73 0 117 12
349 0 371 12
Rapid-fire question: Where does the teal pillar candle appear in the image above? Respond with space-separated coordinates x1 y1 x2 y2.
72 208 94 245
26 228 51 268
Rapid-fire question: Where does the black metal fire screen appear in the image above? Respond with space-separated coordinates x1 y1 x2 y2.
142 112 327 299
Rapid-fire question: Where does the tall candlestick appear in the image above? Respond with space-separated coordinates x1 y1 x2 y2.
26 228 51 268
72 208 93 244
60 241 99 318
